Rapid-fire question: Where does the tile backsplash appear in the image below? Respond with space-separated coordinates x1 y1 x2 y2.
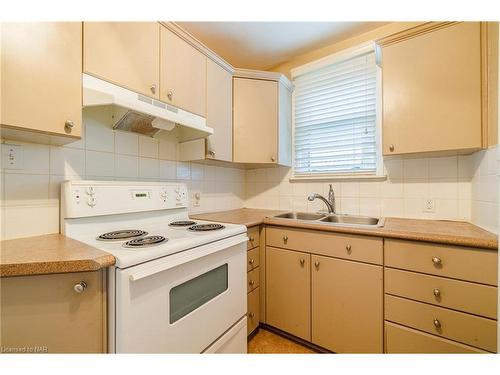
0 107 245 240
1 107 498 239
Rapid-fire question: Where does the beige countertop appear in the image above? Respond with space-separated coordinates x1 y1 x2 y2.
191 208 498 250
0 234 115 277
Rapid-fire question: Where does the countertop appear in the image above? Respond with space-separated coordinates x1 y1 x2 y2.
0 234 115 277
191 208 498 250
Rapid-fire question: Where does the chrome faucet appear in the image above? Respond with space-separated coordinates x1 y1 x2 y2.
308 184 336 214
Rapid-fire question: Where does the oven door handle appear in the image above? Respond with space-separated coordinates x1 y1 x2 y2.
128 235 247 282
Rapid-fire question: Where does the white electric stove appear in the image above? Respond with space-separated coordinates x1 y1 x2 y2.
61 180 248 354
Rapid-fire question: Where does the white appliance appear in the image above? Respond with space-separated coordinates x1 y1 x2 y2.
61 180 248 353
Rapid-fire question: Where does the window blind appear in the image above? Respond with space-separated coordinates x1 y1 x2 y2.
293 50 377 175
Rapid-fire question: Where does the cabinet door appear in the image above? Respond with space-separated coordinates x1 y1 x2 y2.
0 271 105 353
382 22 482 155
1 22 82 137
312 255 383 353
206 59 232 162
233 78 278 163
84 22 159 98
266 246 310 340
160 26 207 116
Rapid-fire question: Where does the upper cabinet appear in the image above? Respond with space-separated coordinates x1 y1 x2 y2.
160 25 207 116
379 22 486 156
84 22 160 98
1 22 82 142
233 71 293 165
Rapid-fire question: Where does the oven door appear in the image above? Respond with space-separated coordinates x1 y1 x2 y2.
114 234 247 353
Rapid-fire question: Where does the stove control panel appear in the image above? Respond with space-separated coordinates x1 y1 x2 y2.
62 181 189 218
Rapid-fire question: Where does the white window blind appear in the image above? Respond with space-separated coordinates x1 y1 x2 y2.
293 50 378 176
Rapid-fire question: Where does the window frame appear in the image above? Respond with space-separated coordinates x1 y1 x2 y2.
290 41 384 181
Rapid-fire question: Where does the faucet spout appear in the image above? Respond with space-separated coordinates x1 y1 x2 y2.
308 191 335 214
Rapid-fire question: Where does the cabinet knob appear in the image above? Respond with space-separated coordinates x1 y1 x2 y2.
271 156 276 162
314 261 320 269
389 144 395 152
282 235 288 244
433 288 441 298
208 150 216 157
249 280 255 286
346 244 352 253
299 258 305 266
432 257 442 267
248 312 255 318
249 258 254 265
249 237 254 242
74 281 87 293
167 90 174 100
433 318 442 330
64 120 74 133
150 84 156 94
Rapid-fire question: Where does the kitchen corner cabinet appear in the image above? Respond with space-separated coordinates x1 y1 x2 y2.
84 22 160 99
160 25 207 116
380 22 484 156
1 22 82 140
233 73 293 166
0 270 107 353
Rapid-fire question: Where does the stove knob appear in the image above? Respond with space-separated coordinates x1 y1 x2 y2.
87 197 96 207
86 187 95 196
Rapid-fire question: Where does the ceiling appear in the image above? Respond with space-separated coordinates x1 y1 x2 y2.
177 22 387 70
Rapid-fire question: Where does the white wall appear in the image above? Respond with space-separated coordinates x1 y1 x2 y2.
0 107 245 240
246 154 479 224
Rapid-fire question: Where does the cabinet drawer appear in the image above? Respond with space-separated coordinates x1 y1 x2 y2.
247 226 260 250
247 247 260 272
247 267 260 293
385 295 497 352
385 268 497 319
247 287 260 336
266 226 383 265
385 322 487 353
385 239 498 285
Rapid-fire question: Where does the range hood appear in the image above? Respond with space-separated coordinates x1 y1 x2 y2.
82 74 213 141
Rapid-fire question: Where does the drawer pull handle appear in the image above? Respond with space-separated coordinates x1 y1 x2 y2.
433 319 442 330
249 280 255 286
314 261 320 269
283 235 288 244
432 257 442 267
249 237 255 242
248 312 255 318
249 258 255 265
346 244 352 253
433 288 441 298
74 281 87 293
299 258 305 266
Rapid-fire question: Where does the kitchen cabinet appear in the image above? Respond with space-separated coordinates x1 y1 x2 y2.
312 255 383 353
160 25 207 116
84 22 160 99
1 22 82 141
266 246 311 341
380 22 484 156
246 225 261 336
233 71 293 165
0 270 107 353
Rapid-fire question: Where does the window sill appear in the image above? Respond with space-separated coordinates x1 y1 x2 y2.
290 174 387 182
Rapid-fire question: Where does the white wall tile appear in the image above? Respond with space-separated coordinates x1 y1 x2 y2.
176 161 191 180
429 179 459 200
86 151 114 177
139 136 159 158
191 163 204 181
384 158 404 180
85 121 114 153
3 173 49 204
159 160 177 180
139 157 159 179
115 154 139 179
403 158 429 179
342 182 359 197
50 146 85 177
1 142 50 174
429 156 457 179
115 131 139 156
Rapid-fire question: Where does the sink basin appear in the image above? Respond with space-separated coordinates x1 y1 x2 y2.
274 212 327 221
319 214 384 227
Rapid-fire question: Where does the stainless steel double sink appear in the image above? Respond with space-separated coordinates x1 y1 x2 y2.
273 212 385 228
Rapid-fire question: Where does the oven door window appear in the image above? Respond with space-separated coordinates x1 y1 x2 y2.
169 264 228 324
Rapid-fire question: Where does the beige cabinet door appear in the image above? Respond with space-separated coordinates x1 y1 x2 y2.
206 59 232 161
382 22 482 155
0 271 106 353
84 22 159 98
1 22 82 137
265 246 310 341
160 26 207 116
311 255 383 353
233 78 278 163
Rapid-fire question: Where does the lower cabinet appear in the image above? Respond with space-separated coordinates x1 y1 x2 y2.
312 255 383 353
247 287 260 335
0 270 106 353
266 247 311 341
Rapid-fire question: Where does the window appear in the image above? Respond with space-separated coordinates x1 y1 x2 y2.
292 43 381 178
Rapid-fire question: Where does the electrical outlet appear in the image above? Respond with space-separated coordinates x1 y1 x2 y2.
192 191 201 207
423 199 435 213
1 144 23 169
